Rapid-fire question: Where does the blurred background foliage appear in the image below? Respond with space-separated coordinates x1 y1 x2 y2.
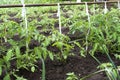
0 0 93 4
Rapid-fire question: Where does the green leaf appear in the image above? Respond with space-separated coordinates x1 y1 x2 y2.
48 52 54 60
63 54 67 60
15 46 20 58
112 32 117 41
102 44 109 53
34 47 42 59
42 47 48 59
6 49 13 61
31 66 35 72
0 66 2 76
91 43 98 55
80 50 86 57
74 41 82 49
66 72 78 80
16 76 27 80
3 74 10 80
52 42 63 49
42 38 50 47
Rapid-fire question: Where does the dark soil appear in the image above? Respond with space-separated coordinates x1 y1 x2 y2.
10 54 119 80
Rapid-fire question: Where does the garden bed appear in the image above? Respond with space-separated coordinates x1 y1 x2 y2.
0 2 120 80
7 54 120 80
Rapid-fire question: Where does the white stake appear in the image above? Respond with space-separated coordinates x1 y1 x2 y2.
21 0 27 30
85 2 90 23
57 3 62 34
85 2 90 52
21 0 29 50
118 1 120 9
104 1 108 14
21 4 26 18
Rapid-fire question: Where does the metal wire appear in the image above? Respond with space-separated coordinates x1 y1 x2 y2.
0 1 118 8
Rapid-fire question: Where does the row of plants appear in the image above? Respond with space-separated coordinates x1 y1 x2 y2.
0 7 74 78
67 8 120 80
0 3 74 79
0 1 120 80
0 0 93 4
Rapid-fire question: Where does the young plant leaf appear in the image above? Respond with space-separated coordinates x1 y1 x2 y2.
48 52 54 60
15 46 20 58
52 42 63 49
31 66 35 72
34 47 42 59
91 43 98 55
0 66 2 76
6 49 13 61
3 74 10 80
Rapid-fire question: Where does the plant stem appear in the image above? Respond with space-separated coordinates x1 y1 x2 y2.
41 58 45 80
106 53 120 80
90 54 101 65
80 69 104 80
